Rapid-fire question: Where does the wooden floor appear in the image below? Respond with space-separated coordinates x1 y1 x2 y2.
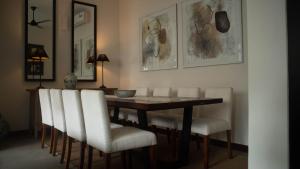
0 133 247 169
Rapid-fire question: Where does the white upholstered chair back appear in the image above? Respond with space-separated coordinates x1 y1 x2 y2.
174 88 201 117
200 88 233 128
153 87 171 97
39 89 53 126
177 88 200 98
50 89 66 132
62 90 86 142
135 87 150 97
81 90 112 153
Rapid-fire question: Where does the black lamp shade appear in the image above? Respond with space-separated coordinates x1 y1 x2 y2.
31 47 49 60
97 54 110 62
87 56 95 64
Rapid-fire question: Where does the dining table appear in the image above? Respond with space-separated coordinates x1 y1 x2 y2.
106 95 223 168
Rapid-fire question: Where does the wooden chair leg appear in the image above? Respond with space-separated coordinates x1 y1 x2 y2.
203 136 209 169
149 146 157 169
171 129 177 159
79 142 86 169
105 153 111 169
41 124 46 148
52 129 58 156
49 126 54 153
65 137 73 169
88 146 93 169
195 134 201 151
60 132 67 164
99 150 103 157
226 130 233 159
166 128 171 144
121 151 127 169
128 150 132 169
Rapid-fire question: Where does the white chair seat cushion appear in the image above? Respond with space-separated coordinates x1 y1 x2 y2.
127 112 139 123
149 114 177 129
111 123 123 128
111 127 157 153
110 111 127 120
178 117 230 135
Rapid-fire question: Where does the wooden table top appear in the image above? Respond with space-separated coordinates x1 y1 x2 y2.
106 95 223 111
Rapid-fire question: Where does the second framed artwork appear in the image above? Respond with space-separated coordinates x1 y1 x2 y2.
72 1 97 81
140 5 178 71
182 0 243 67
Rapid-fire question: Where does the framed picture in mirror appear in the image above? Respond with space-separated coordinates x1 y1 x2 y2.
72 1 97 81
25 0 56 81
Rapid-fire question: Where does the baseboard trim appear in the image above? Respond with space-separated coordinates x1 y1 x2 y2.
210 139 248 152
190 135 248 153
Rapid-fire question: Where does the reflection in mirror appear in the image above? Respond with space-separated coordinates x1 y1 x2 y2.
25 0 56 81
72 1 97 81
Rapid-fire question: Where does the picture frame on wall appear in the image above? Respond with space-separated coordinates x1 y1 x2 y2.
140 4 178 71
72 1 97 81
182 0 243 68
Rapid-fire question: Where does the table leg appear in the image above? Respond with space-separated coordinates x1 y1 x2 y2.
29 92 36 137
137 110 148 129
178 106 193 166
112 107 120 123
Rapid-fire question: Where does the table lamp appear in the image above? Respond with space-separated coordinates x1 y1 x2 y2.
87 56 95 64
96 54 110 88
31 47 48 89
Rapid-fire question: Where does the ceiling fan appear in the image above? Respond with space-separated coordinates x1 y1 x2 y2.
28 6 51 29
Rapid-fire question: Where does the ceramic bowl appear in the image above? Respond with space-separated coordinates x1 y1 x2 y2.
114 90 136 98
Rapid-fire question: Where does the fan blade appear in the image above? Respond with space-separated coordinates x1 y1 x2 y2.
37 20 51 24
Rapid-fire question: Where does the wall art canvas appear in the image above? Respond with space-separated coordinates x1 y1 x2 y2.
73 36 95 80
182 0 243 67
140 5 178 71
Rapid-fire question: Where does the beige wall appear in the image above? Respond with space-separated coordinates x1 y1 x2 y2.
118 0 248 145
247 0 289 168
0 0 120 131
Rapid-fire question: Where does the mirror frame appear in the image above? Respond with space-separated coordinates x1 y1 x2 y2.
24 0 56 81
71 1 97 82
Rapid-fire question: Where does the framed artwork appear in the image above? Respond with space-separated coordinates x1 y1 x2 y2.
72 1 97 81
140 5 178 71
182 0 243 67
73 36 95 80
25 0 56 81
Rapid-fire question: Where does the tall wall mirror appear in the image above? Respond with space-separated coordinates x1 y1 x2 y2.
25 0 56 81
72 1 97 81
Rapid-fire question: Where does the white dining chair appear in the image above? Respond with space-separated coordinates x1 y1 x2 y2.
81 90 157 169
62 90 87 169
179 87 233 169
148 88 177 142
62 90 123 169
49 89 67 163
126 87 151 124
153 87 200 157
38 89 54 153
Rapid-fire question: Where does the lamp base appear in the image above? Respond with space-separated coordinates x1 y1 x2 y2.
99 85 107 89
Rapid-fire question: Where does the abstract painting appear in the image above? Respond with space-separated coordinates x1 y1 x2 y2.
182 0 243 67
73 36 95 80
141 5 177 71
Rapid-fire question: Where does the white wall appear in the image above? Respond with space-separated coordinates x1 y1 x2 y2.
118 0 248 145
0 0 120 131
247 0 289 169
